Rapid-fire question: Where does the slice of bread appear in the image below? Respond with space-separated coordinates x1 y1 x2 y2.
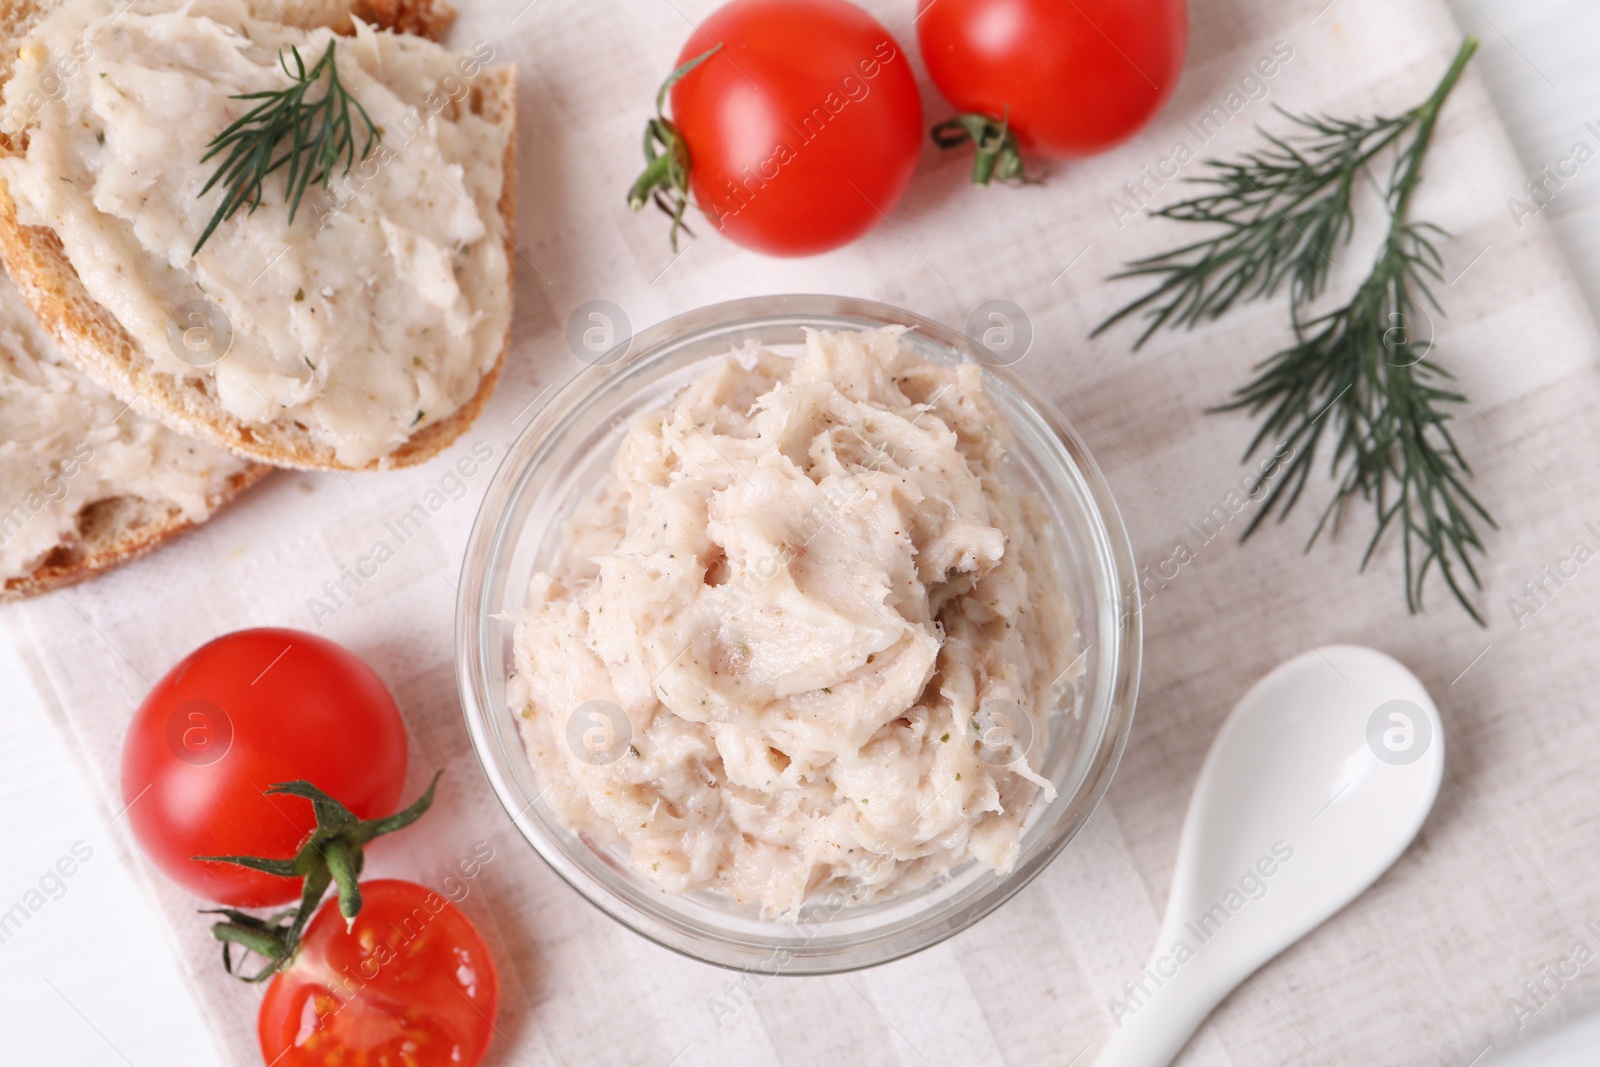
1 466 269 602
0 267 269 602
0 0 516 471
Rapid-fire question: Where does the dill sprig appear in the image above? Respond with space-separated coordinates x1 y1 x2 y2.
193 41 379 256
1091 105 1416 347
1095 37 1494 623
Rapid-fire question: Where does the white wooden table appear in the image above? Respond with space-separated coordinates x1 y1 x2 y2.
1 0 1596 1061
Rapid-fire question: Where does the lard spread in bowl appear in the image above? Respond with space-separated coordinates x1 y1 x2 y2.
459 296 1140 972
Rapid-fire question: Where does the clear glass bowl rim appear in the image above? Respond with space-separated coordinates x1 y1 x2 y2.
455 293 1142 974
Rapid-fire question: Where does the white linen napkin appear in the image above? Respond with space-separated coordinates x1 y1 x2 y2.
11 0 1600 1063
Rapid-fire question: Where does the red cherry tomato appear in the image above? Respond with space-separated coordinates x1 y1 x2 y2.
258 880 499 1067
120 629 407 907
917 0 1188 158
670 0 923 256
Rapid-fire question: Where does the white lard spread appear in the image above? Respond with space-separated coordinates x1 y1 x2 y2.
509 327 1077 918
0 272 247 580
0 0 511 466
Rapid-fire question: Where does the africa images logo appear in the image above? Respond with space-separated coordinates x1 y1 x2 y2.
1106 841 1294 1026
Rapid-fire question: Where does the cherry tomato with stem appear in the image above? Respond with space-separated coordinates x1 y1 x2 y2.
918 0 1188 179
629 0 924 257
120 628 408 907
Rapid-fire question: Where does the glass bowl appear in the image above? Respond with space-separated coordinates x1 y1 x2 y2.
456 294 1141 973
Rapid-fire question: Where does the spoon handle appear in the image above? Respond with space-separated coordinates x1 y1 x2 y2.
1091 954 1239 1067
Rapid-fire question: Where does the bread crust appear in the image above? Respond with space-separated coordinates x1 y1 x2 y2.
0 464 273 602
0 0 516 471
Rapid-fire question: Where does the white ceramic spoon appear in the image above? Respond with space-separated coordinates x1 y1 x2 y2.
1094 645 1444 1067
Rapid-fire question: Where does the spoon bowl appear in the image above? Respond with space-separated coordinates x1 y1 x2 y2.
1096 645 1443 1066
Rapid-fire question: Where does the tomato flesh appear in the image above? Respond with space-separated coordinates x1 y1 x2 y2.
259 880 499 1067
670 0 923 256
120 629 408 907
918 0 1188 158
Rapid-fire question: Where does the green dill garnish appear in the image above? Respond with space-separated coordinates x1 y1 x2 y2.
1094 38 1492 623
193 41 379 256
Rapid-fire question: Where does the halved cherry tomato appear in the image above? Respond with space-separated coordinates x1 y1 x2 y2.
918 0 1188 159
120 629 408 907
258 879 500 1067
